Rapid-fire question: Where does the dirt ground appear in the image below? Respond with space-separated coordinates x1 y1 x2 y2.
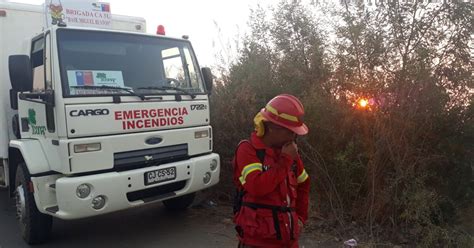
1 187 355 248
0 189 339 248
6 188 469 247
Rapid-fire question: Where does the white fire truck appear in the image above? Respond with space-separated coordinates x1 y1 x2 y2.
0 1 219 244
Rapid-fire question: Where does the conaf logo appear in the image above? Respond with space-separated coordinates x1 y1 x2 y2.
28 109 36 125
96 73 116 83
190 104 207 111
70 109 110 117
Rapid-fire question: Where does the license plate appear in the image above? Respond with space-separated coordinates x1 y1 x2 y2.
144 167 176 186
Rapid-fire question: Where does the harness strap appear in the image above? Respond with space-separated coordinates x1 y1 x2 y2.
242 202 294 212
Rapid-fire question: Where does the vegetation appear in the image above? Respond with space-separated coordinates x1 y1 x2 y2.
211 0 473 246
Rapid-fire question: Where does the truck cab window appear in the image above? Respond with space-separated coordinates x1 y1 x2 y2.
183 48 203 92
45 33 52 90
162 47 184 82
162 46 203 91
31 37 45 92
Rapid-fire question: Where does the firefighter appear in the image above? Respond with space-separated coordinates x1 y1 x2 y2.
233 94 310 248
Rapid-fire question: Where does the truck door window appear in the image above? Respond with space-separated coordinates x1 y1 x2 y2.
162 47 203 91
45 32 55 132
183 48 203 91
31 37 45 92
162 47 185 82
45 33 52 90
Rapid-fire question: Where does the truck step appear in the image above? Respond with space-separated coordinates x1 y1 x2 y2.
46 206 59 214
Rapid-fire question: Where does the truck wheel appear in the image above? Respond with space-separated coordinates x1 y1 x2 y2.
15 163 53 244
163 193 195 211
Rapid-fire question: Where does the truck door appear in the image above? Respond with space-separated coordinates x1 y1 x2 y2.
17 32 59 169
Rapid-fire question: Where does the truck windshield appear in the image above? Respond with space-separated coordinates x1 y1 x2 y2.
57 29 205 97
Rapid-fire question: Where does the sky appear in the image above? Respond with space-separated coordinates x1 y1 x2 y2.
6 0 273 67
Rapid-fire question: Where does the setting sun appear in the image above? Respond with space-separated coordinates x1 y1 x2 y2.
358 98 369 108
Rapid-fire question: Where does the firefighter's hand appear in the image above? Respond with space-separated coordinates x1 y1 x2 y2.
298 218 304 231
282 141 298 159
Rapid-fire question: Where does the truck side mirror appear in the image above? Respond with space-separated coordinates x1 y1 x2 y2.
9 55 33 92
201 67 213 94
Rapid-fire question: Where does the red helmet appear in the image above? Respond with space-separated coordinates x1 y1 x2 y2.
260 94 309 135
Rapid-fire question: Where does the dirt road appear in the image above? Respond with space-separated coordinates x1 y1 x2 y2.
0 189 236 248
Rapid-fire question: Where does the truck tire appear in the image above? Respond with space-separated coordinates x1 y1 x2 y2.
15 163 53 244
163 193 195 211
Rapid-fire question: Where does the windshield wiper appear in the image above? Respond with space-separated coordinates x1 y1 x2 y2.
137 86 196 99
71 85 146 100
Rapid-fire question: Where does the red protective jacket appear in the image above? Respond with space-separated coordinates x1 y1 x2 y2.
233 132 310 248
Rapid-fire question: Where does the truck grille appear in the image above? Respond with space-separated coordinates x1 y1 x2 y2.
127 180 187 203
114 144 188 171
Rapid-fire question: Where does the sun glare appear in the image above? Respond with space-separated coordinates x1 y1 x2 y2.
358 98 368 108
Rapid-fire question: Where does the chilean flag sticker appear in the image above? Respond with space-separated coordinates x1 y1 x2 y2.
75 71 94 86
101 3 110 12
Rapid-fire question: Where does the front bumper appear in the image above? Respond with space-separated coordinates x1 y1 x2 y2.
31 153 219 220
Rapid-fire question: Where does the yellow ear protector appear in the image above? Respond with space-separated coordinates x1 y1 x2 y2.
254 112 266 137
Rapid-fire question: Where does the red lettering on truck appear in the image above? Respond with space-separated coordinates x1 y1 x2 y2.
115 107 190 130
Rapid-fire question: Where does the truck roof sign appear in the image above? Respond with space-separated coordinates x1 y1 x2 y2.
45 0 112 29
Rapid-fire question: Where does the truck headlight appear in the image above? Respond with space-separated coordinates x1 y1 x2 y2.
203 172 211 184
74 143 101 153
210 159 218 171
92 195 107 210
194 130 209 139
76 184 91 199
